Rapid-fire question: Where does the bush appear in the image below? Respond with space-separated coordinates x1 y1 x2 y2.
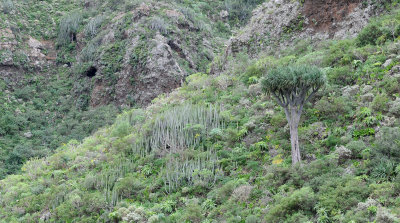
84 15 105 38
224 0 265 26
371 92 389 112
374 127 400 161
80 43 97 62
114 175 145 199
357 21 383 46
346 140 366 159
58 12 82 46
264 187 316 222
149 17 169 35
323 40 356 66
326 66 356 86
317 177 370 214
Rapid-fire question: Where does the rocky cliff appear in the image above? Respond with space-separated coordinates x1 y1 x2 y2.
212 0 391 74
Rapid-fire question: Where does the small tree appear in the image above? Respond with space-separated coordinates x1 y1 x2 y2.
261 65 325 165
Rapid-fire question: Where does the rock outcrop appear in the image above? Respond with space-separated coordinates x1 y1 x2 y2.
214 0 384 73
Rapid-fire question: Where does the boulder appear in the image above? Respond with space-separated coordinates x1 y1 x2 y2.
24 132 33 138
383 59 393 68
335 145 352 163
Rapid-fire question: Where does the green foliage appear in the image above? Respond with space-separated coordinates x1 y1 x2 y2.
57 11 82 46
264 187 316 222
148 17 170 35
130 41 149 69
352 128 375 139
326 66 356 85
3 2 400 222
357 21 384 46
374 127 400 161
224 0 266 26
346 140 366 158
372 92 389 112
261 64 325 99
84 15 105 38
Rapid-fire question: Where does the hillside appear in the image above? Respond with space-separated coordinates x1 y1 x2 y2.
2 0 400 222
0 0 264 177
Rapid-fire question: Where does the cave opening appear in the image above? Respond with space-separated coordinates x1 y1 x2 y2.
85 66 97 78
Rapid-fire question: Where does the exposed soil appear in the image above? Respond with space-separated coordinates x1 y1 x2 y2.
303 0 362 33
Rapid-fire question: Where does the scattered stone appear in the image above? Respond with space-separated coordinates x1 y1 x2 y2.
335 145 352 163
24 132 33 138
308 122 327 140
361 93 374 102
137 3 150 16
343 165 355 175
0 28 17 50
356 198 379 211
220 10 229 19
165 9 182 18
383 58 393 68
40 211 51 221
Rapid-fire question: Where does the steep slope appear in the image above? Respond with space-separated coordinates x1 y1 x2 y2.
0 0 266 177
212 0 396 73
2 2 400 222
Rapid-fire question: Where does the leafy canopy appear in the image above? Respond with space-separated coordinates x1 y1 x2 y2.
261 64 325 107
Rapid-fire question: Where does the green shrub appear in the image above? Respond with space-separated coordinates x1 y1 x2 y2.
346 140 366 158
58 12 82 46
317 177 370 214
224 0 265 26
149 17 169 35
371 92 389 112
357 21 384 46
84 15 105 38
326 66 356 85
374 127 400 161
80 43 97 62
179 199 204 222
323 40 356 66
245 215 260 223
381 76 399 96
264 187 316 222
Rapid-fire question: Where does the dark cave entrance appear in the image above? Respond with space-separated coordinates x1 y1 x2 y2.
85 66 97 78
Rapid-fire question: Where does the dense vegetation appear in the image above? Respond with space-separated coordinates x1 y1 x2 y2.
0 0 267 178
2 0 400 222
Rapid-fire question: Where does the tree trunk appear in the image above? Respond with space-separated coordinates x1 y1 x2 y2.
285 108 301 166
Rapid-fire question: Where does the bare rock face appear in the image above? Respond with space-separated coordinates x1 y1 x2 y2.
104 33 185 107
216 0 381 70
228 0 302 56
133 34 184 105
83 1 221 108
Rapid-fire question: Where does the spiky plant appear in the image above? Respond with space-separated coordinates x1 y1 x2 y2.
132 104 224 156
